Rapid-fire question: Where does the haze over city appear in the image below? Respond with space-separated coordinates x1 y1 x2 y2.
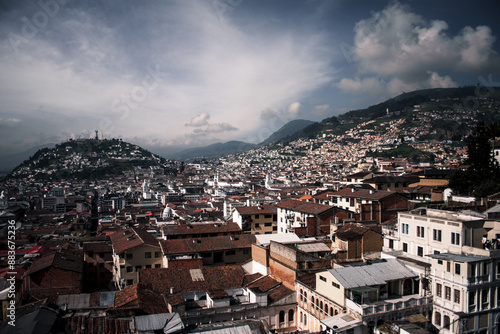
1 0 499 156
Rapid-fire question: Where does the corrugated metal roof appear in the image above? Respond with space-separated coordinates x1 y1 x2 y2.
321 313 361 332
100 291 116 307
135 313 184 333
56 293 90 309
328 259 416 289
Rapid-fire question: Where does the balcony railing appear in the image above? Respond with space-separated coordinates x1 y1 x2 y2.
346 294 433 316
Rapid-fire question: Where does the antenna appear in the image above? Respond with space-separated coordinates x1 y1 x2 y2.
95 130 99 140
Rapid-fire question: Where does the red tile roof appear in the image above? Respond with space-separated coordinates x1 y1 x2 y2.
335 223 382 241
139 265 249 295
110 228 159 254
235 206 277 215
162 222 241 236
160 234 255 255
114 284 168 314
246 276 280 294
276 199 333 215
330 188 398 200
25 251 83 276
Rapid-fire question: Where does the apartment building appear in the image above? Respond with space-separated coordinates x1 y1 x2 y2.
327 188 409 223
233 205 277 234
296 259 432 334
276 199 334 237
110 228 163 288
396 208 500 333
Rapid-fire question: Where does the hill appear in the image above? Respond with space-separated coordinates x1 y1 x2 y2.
282 86 500 144
170 141 258 162
8 138 180 181
258 119 315 146
0 143 56 174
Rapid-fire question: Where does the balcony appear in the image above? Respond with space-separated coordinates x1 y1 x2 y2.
346 294 433 317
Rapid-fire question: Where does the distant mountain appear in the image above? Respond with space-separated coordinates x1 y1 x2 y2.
259 119 315 146
0 143 56 173
7 138 180 181
169 141 258 162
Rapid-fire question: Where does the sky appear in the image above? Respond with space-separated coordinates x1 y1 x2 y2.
0 0 499 157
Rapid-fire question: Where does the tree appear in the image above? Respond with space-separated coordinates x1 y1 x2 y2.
449 122 500 198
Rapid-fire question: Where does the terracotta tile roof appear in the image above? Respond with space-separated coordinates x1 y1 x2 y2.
25 251 83 276
335 223 381 241
276 199 333 215
235 206 277 215
110 228 159 254
114 284 168 314
162 222 241 236
246 276 280 294
242 273 263 286
330 188 397 200
297 273 317 290
83 241 112 253
267 284 294 304
160 234 255 255
139 265 249 295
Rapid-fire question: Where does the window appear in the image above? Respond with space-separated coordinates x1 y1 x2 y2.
255 215 259 219
126 279 133 286
243 249 250 255
155 264 161 268
403 242 408 252
155 251 161 258
288 309 294 323
451 232 460 245
447 261 451 272
436 283 442 297
135 265 142 272
332 282 340 289
265 222 272 227
455 263 461 275
255 223 260 228
126 253 133 260
445 286 451 300
225 250 236 256
389 239 394 249
145 264 151 269
417 226 425 238
433 229 442 241
300 290 303 302
443 316 450 329
279 311 285 323
320 276 327 282
402 223 409 235
454 289 460 303
434 312 441 326
145 252 151 259
264 214 272 219
482 289 489 307
417 246 423 257
126 266 133 273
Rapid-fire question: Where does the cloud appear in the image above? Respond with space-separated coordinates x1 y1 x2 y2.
186 112 210 127
0 117 21 128
193 122 238 134
312 104 334 117
336 2 499 97
0 1 336 152
287 102 301 116
260 108 277 121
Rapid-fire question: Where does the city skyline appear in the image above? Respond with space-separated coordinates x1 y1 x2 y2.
1 0 499 156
